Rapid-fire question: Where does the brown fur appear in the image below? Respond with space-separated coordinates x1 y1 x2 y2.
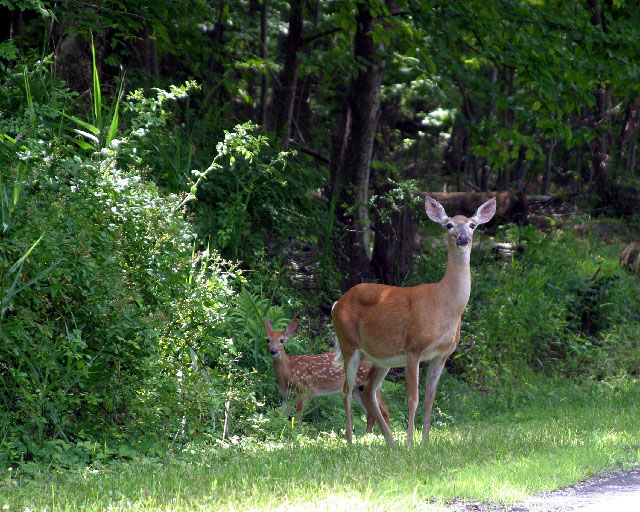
265 318 389 434
332 196 496 445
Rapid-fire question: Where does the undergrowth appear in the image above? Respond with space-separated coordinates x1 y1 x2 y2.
3 376 639 511
2 55 640 474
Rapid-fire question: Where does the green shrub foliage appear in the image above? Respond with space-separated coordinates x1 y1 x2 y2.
2 47 640 468
0 65 248 464
454 225 640 384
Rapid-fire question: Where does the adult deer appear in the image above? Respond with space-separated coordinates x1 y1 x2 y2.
265 318 389 433
332 196 496 445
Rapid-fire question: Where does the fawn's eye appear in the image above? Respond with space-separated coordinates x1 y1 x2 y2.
446 223 454 230
266 338 270 344
279 338 284 344
469 222 477 229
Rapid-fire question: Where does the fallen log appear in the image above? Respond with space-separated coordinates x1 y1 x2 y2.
620 243 640 273
415 191 554 224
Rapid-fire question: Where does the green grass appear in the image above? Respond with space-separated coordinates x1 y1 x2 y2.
3 377 640 511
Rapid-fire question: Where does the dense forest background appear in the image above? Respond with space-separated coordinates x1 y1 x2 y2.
1 0 639 466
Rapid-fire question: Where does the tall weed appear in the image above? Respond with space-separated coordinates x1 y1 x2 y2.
455 224 640 385
61 34 124 151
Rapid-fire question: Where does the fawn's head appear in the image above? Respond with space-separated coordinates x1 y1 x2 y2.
425 196 496 260
264 318 298 359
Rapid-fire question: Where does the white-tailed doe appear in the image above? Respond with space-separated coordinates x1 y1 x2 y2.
265 318 389 433
332 196 496 445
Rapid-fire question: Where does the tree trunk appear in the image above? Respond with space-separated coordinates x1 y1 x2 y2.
143 25 159 78
588 0 611 200
371 188 415 286
511 145 529 189
442 114 468 190
270 0 304 146
627 129 638 176
370 98 415 286
330 1 386 291
259 0 269 127
620 99 639 176
541 139 554 194
591 86 611 199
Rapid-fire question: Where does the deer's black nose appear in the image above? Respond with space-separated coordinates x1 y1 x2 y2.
456 234 470 246
270 348 278 355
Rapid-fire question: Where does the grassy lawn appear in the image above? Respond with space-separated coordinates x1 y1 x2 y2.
3 377 639 512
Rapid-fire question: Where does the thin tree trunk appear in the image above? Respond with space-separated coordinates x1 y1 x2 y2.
222 394 231 442
259 0 268 127
591 86 611 199
541 139 554 194
627 130 638 176
270 0 304 146
143 25 159 78
620 99 639 176
588 0 611 199
442 114 467 189
330 1 386 291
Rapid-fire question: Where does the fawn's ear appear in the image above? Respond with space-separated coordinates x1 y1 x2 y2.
425 196 449 225
264 317 272 332
284 320 298 337
471 198 496 225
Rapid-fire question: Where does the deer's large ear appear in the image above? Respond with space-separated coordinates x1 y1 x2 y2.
471 198 496 225
425 196 449 225
264 318 272 332
284 320 298 337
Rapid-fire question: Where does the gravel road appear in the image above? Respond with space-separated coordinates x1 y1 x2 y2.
452 469 640 512
519 469 640 512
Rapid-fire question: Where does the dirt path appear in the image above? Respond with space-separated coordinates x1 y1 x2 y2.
453 469 640 512
518 469 640 512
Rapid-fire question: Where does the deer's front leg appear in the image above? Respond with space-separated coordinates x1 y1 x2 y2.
421 355 447 444
405 353 420 447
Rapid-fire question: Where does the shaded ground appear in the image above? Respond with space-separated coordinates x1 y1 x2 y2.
451 470 640 512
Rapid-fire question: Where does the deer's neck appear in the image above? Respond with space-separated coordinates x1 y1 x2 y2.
273 355 293 390
440 243 472 314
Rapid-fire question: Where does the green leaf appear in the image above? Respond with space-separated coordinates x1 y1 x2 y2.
90 32 102 129
105 72 126 147
8 234 44 275
72 129 100 144
0 40 18 61
61 112 100 135
532 101 541 111
65 136 96 151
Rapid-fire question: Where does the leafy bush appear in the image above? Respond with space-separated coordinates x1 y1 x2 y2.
193 122 321 264
453 224 640 385
0 63 260 465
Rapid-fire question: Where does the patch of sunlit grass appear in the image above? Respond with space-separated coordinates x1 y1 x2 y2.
3 378 639 511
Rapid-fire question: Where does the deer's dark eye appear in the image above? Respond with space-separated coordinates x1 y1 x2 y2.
279 338 284 344
469 222 477 229
446 223 454 230
266 338 271 344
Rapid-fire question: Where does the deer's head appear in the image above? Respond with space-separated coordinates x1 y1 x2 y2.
264 318 298 359
425 196 496 262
